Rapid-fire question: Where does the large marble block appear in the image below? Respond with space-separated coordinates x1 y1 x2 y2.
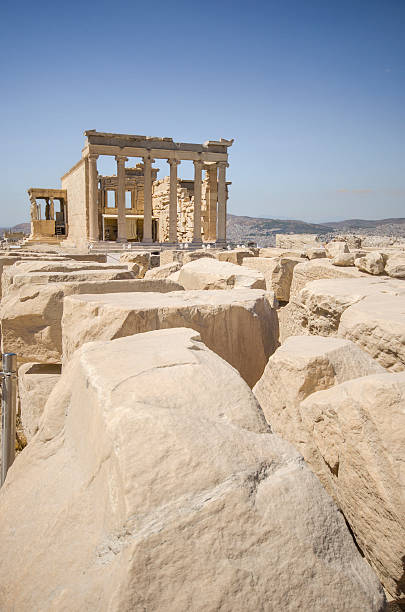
0 329 384 611
62 289 278 387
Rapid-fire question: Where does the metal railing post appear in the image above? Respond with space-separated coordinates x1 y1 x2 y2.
1 353 17 486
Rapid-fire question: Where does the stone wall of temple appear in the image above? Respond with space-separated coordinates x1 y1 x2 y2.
61 159 89 249
98 164 155 215
152 177 210 242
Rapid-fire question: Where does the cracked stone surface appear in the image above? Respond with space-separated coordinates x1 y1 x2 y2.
0 329 385 611
0 278 183 364
61 289 279 387
300 372 405 599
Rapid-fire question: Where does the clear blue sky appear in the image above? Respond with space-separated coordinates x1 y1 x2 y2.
1 0 404 226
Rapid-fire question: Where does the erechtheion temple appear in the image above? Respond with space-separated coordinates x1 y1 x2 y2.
27 131 233 248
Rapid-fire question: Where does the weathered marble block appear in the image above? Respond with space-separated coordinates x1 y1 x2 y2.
289 258 369 299
242 256 301 301
18 362 62 441
325 241 349 258
338 293 405 370
0 278 183 364
0 328 384 611
215 248 257 265
253 335 384 457
300 372 405 598
160 249 217 266
178 257 266 291
280 277 405 340
119 251 151 277
144 262 182 280
62 289 278 387
1 260 127 296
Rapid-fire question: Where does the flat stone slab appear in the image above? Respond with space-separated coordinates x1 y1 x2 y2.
2 261 128 294
289 259 371 298
8 260 124 274
144 262 182 280
62 289 279 387
258 247 306 258
178 257 266 290
215 249 256 265
276 234 321 250
338 293 405 371
280 277 405 339
0 278 183 364
11 269 134 288
160 249 218 266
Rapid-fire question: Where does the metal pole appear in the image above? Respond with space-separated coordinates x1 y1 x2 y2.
1 353 17 486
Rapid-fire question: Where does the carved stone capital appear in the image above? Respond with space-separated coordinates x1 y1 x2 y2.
88 153 99 162
217 161 229 169
143 155 155 165
115 155 128 164
193 159 204 169
167 158 180 166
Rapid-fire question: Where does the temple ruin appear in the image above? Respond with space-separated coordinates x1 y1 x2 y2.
28 188 68 243
27 130 233 248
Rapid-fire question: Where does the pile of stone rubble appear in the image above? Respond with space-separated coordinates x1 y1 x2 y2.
0 239 403 610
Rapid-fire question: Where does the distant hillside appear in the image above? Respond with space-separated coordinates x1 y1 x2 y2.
227 215 333 247
2 217 405 246
227 214 405 246
325 218 405 230
0 223 30 236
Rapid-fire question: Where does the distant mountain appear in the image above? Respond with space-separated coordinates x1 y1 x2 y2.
227 214 334 247
2 216 405 246
325 218 405 230
0 223 30 236
227 214 405 247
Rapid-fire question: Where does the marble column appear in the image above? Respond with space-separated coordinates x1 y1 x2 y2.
88 154 99 241
30 198 38 221
62 199 68 225
167 158 180 243
192 160 203 244
49 198 55 220
217 161 228 245
115 155 128 242
207 163 218 242
143 154 154 244
45 199 50 220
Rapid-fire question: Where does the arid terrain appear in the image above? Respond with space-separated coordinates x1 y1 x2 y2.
227 214 405 246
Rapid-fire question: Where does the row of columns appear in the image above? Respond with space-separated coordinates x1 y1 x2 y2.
88 153 228 244
30 197 63 222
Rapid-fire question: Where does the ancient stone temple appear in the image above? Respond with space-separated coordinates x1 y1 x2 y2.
27 130 233 248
